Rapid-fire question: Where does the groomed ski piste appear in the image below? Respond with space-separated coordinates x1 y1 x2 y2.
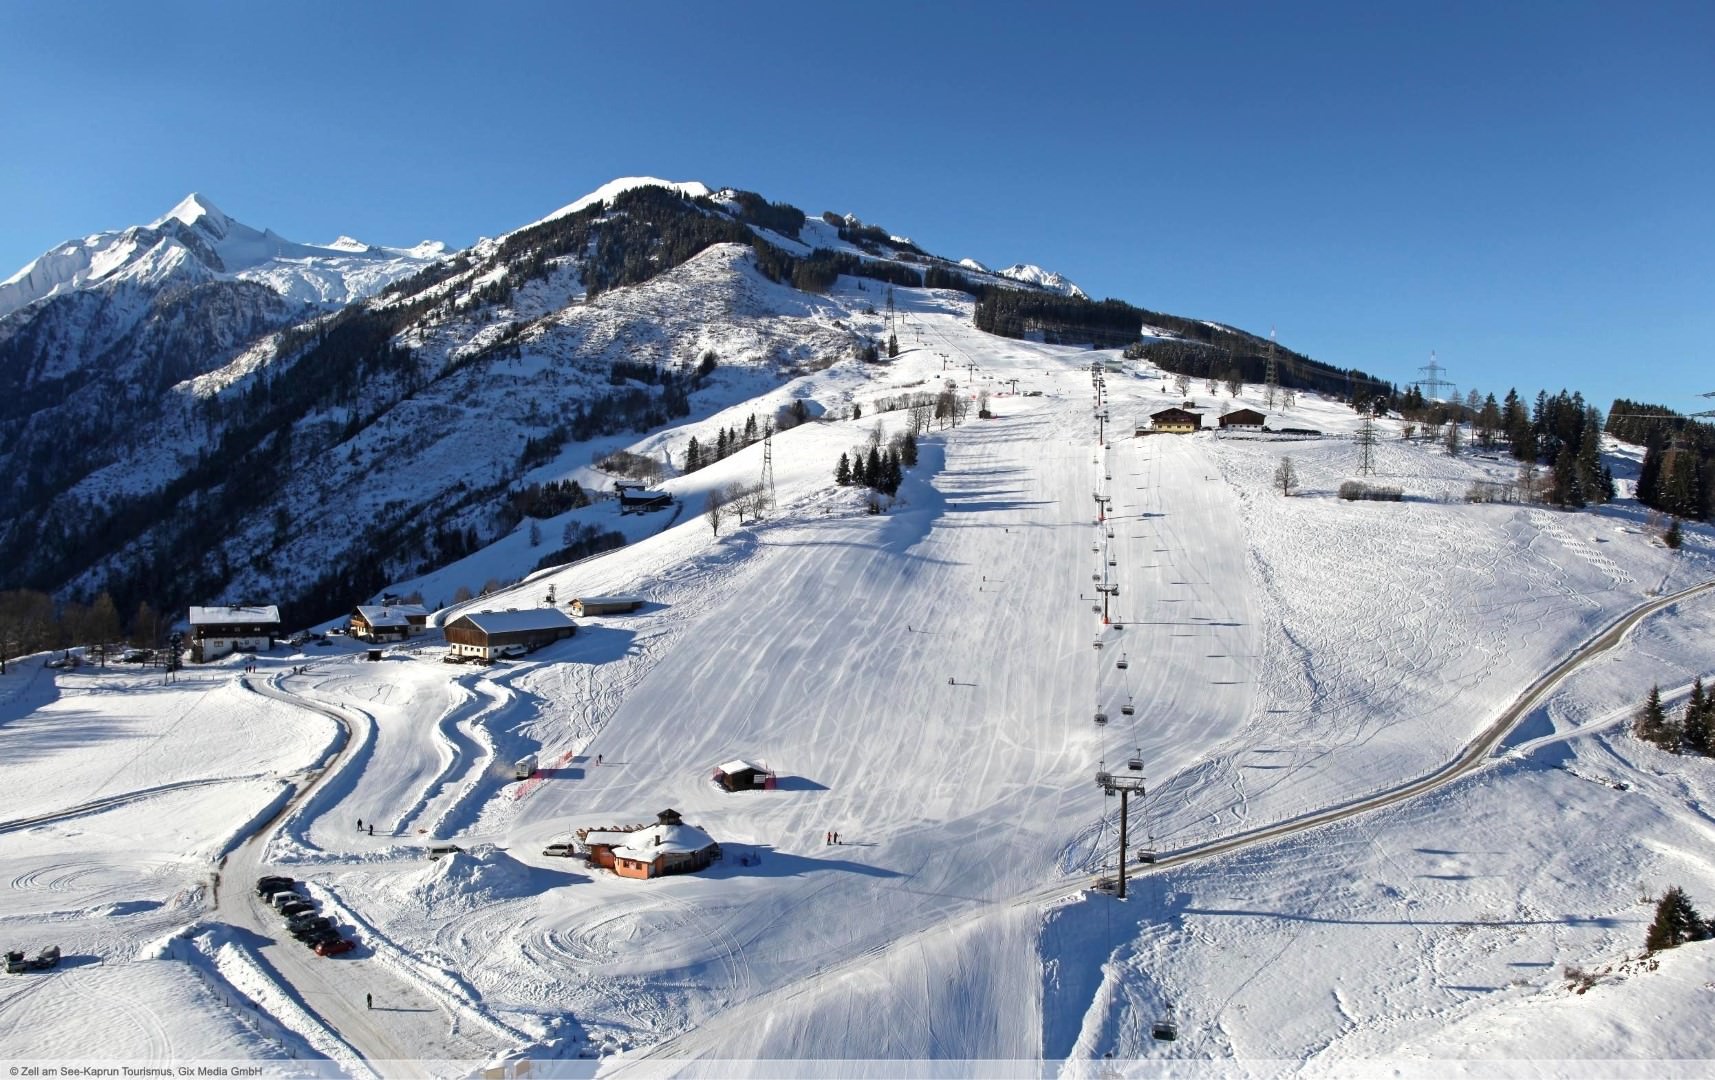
4 280 1714 1076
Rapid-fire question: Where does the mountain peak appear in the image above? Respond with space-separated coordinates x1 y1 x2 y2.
525 177 713 231
153 193 232 233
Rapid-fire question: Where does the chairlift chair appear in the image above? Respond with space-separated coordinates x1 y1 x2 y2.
1116 656 1128 669
1121 704 1135 716
1151 1019 1178 1042
1094 711 1108 725
1128 749 1144 771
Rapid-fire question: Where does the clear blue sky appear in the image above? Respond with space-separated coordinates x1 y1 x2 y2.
3 1 1711 413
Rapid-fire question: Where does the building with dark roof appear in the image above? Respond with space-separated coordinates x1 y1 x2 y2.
443 608 577 661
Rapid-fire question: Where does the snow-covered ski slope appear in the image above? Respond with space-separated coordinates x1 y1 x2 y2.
3 285 1714 1071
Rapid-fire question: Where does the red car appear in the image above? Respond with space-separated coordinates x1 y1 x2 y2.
315 938 355 957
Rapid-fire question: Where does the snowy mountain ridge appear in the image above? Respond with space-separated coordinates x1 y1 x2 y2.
3 177 1191 628
999 262 1086 298
0 192 445 318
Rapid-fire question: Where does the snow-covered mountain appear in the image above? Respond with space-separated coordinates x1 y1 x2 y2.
998 262 1086 298
0 178 1212 629
0 193 444 318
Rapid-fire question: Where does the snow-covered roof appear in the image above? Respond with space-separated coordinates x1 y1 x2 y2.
188 605 280 626
575 595 642 606
718 759 763 775
451 608 577 635
610 821 717 862
355 604 429 627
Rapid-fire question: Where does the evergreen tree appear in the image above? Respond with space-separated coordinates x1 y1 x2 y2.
835 452 852 486
685 436 703 473
1576 407 1607 504
866 446 883 491
1665 518 1683 550
900 430 918 467
1646 886 1707 952
1551 444 1585 507
851 451 868 486
743 413 758 446
1477 393 1502 449
1636 683 1670 746
715 428 730 461
880 450 903 495
1682 678 1710 756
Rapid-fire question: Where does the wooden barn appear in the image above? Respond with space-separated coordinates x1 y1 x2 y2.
570 595 644 618
350 603 431 642
578 809 719 880
188 605 280 662
1145 407 1203 434
712 758 775 792
1218 408 1266 430
615 483 673 514
443 608 577 661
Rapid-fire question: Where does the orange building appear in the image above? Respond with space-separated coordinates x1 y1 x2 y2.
578 809 719 880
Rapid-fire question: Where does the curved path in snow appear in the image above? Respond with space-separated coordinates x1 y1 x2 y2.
204 674 510 1070
618 573 1715 1067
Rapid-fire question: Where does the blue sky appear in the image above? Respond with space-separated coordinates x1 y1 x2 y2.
2 1 1711 413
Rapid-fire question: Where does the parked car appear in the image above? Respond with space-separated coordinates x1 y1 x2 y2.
120 649 150 663
26 945 59 971
542 843 576 858
427 844 462 860
46 655 74 669
268 889 303 909
277 900 316 919
498 644 528 659
256 875 292 896
288 919 334 940
5 950 26 974
315 938 355 957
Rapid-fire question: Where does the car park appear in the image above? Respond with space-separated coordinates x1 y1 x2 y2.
315 938 355 957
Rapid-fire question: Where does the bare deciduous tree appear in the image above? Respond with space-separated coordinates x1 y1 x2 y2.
1275 456 1298 497
705 488 726 537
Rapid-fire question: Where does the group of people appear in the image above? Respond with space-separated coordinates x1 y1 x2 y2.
356 818 373 835
825 831 842 845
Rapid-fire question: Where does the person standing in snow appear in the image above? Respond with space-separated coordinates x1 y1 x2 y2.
366 992 372 1010
368 823 373 836
357 818 362 831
